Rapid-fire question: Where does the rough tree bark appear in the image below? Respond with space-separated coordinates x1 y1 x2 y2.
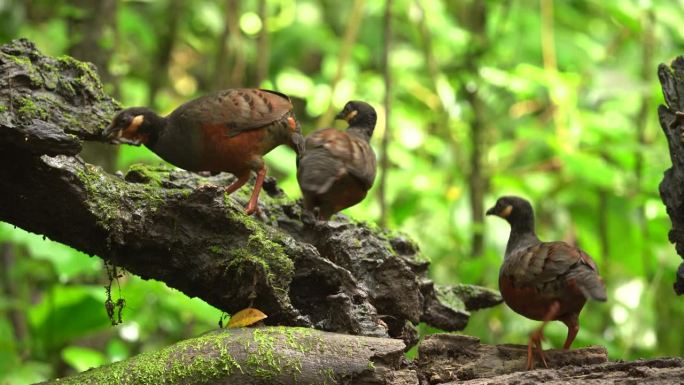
1 39 682 384
658 56 684 295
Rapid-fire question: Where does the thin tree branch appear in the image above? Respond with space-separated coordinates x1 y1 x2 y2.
148 0 183 106
636 9 655 277
378 0 392 227
315 0 365 128
228 0 246 87
255 0 269 86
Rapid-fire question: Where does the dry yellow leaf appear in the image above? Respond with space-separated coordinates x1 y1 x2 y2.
226 308 268 328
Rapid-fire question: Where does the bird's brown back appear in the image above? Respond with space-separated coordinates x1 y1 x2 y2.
297 128 376 219
153 89 298 172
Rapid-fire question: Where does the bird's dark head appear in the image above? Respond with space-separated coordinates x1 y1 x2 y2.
103 107 161 146
486 195 535 228
335 100 377 139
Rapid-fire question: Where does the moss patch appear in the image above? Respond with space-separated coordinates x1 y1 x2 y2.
15 97 48 120
56 54 105 100
434 285 467 312
50 331 241 384
75 163 171 236
124 163 176 187
0 52 42 86
223 196 295 292
242 327 318 381
47 327 325 384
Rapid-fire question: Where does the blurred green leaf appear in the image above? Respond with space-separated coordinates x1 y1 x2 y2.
61 346 106 373
29 286 109 351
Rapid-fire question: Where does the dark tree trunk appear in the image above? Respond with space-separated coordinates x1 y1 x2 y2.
657 56 684 295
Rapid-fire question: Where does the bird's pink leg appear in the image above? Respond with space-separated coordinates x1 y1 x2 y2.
562 315 580 350
245 166 266 215
527 301 561 370
224 173 250 195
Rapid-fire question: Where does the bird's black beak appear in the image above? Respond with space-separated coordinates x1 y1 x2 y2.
486 203 513 218
335 108 357 122
102 122 119 140
290 132 305 156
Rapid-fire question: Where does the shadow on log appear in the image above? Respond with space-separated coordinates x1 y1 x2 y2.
658 56 684 294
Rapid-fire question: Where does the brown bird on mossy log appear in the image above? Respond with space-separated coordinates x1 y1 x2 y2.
486 196 607 370
296 101 377 220
103 89 304 215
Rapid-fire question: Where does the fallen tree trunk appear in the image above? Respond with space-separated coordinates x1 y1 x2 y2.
39 327 413 385
38 328 684 385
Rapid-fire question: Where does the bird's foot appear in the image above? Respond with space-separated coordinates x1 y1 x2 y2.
526 329 548 370
244 201 261 216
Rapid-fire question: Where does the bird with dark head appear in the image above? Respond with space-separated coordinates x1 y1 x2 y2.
103 89 304 215
296 101 377 220
486 195 607 370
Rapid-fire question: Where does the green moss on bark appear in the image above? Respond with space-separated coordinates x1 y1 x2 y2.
47 327 322 385
16 97 48 120
74 163 174 235
223 195 295 292
49 331 240 384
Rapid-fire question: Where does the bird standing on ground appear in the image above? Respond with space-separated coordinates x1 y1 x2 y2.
486 196 607 370
296 101 377 220
103 89 303 215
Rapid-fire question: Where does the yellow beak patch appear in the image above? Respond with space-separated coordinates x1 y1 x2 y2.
499 205 513 218
343 110 358 122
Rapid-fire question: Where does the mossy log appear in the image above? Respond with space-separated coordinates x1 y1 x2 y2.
39 327 413 385
658 56 684 295
39 328 684 385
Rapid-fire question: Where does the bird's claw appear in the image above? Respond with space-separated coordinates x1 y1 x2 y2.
526 330 548 370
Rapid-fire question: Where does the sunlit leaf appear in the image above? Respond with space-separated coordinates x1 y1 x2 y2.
227 308 268 328
61 346 106 373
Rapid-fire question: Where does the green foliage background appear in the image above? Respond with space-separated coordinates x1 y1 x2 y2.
1 0 683 383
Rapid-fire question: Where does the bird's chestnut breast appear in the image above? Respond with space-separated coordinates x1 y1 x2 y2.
499 273 588 322
198 124 269 173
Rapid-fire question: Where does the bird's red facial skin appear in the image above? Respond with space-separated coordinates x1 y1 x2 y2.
287 116 297 131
